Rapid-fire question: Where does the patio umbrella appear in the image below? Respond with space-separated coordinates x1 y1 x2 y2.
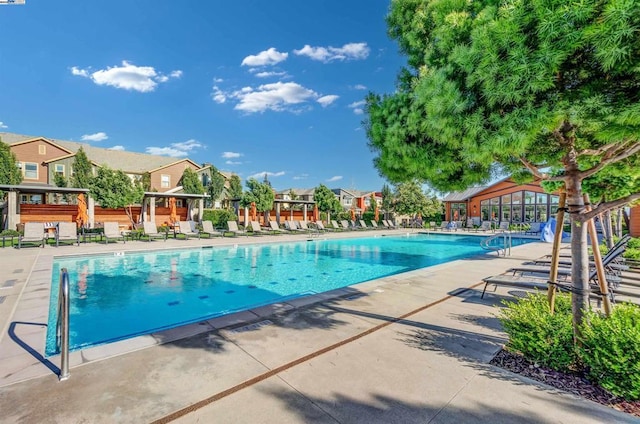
313 205 319 221
350 207 356 221
169 197 178 224
374 206 379 222
250 202 257 222
76 193 88 229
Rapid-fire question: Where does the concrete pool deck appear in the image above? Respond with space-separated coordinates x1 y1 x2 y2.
0 229 637 423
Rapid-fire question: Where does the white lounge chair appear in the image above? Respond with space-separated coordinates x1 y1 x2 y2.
177 221 201 239
56 222 79 246
268 221 286 235
340 220 352 231
250 221 267 235
226 221 247 237
103 222 125 244
142 221 167 242
18 222 45 249
330 220 344 231
285 220 305 233
201 220 223 238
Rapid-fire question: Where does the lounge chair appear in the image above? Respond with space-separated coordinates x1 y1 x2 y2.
142 221 167 242
201 220 223 238
340 220 352 231
525 222 542 235
358 220 374 230
439 221 450 231
369 220 383 230
297 221 317 233
56 222 80 246
330 220 344 231
465 219 477 232
480 221 492 232
226 221 247 237
103 222 126 244
268 221 286 235
18 222 45 249
497 222 510 232
284 220 305 233
481 242 628 299
249 221 267 236
177 221 201 239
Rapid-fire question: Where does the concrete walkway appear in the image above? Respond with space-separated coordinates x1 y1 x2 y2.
0 230 637 423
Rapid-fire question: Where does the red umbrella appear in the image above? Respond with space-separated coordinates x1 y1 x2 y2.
374 206 379 222
350 208 356 221
313 205 319 221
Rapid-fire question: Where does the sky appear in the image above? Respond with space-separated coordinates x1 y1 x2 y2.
0 0 407 192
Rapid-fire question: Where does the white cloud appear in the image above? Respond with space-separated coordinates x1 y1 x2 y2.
80 132 108 142
211 85 227 103
146 139 204 158
171 139 203 151
254 71 288 78
0 121 7 129
225 160 242 165
293 42 370 63
293 173 309 180
233 81 318 113
248 170 285 179
70 61 182 92
222 151 242 159
108 145 125 151
349 100 366 115
353 84 367 90
70 66 88 77
317 95 339 107
213 77 224 83
326 175 343 182
241 48 288 67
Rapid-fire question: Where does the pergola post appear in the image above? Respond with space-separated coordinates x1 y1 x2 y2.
303 204 308 222
7 191 19 232
276 203 281 224
198 198 204 222
88 195 95 228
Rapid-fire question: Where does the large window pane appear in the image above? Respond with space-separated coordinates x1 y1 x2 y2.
501 194 511 205
512 205 522 222
512 191 522 205
536 193 548 204
525 205 535 222
501 205 510 222
525 191 536 204
536 205 548 222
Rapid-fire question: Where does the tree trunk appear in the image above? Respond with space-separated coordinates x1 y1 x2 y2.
623 208 630 231
604 209 614 248
566 176 590 338
616 208 623 237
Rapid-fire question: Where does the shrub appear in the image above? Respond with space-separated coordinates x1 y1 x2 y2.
624 248 640 260
0 229 20 237
202 208 238 228
498 293 577 370
578 303 640 400
627 237 640 249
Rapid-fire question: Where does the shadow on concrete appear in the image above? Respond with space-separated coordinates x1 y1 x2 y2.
260 385 579 424
8 321 59 375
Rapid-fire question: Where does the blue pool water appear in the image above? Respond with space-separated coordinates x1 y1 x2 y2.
45 233 534 355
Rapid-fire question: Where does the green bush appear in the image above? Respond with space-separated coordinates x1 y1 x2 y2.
578 303 640 400
202 209 238 228
0 229 20 237
627 237 640 249
624 248 640 260
498 293 577 370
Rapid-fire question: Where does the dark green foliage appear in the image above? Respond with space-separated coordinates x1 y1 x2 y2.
180 168 204 194
241 178 274 212
206 165 226 205
314 184 342 215
90 166 144 225
0 229 20 237
141 172 152 191
0 137 22 197
202 209 237 228
381 183 394 217
499 293 577 370
53 173 67 188
578 304 640 400
227 175 243 200
71 147 93 188
627 237 640 249
393 181 442 218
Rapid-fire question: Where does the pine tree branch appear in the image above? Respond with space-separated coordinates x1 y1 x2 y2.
579 141 640 179
518 157 548 179
583 192 640 221
578 141 623 157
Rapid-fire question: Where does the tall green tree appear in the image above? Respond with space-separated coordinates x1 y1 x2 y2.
314 184 342 222
206 165 226 207
381 184 394 220
180 167 204 194
90 166 144 226
366 0 640 331
394 181 432 218
70 147 93 188
241 178 275 214
0 137 22 198
228 175 243 200
141 172 152 192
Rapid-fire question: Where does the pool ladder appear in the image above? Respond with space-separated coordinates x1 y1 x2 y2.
56 268 70 381
481 231 512 256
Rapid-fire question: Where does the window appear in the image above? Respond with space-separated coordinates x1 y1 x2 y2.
24 162 38 179
54 164 65 176
161 174 170 188
39 144 46 155
480 199 489 221
450 202 466 221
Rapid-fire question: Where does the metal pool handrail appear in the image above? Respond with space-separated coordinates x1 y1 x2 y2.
56 268 70 381
480 232 512 257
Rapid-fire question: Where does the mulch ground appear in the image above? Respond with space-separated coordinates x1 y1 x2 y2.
490 349 640 418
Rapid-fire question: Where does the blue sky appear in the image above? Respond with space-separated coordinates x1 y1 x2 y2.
0 0 406 192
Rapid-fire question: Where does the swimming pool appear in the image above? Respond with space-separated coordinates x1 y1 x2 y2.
45 233 534 355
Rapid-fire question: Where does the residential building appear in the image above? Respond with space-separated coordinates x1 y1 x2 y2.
443 178 559 224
